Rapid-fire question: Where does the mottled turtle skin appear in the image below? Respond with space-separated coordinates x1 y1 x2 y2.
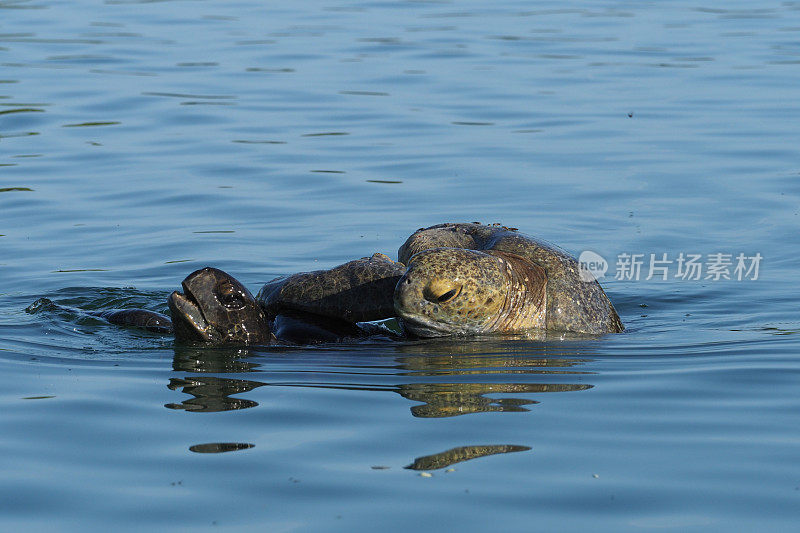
394 247 548 337
394 223 624 336
257 253 405 324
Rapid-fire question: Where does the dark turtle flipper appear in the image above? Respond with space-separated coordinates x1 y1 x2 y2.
258 253 406 323
94 309 174 334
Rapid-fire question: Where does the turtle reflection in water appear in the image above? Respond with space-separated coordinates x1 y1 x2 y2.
405 444 532 471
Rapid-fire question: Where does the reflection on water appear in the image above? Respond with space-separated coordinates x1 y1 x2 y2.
405 444 531 471
166 343 587 469
392 334 600 360
189 442 255 454
396 351 593 376
165 376 262 412
3 0 800 527
399 381 590 418
165 370 592 417
166 341 595 417
172 345 262 373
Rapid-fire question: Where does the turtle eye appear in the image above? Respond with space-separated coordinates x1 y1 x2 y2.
424 281 462 304
436 287 461 303
217 281 246 309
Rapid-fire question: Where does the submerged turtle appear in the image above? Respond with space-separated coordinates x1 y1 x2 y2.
66 223 623 344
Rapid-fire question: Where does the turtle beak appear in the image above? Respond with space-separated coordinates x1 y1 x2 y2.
168 284 212 342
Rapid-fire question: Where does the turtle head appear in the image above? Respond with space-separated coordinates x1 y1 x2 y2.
168 267 271 345
393 248 513 337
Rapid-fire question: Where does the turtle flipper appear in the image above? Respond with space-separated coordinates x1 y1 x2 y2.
257 253 406 323
95 309 174 334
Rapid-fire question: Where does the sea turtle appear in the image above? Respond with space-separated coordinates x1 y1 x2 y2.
167 266 392 345
67 260 397 345
26 268 274 343
168 267 273 344
64 266 376 345
393 223 624 336
60 223 623 344
262 222 623 338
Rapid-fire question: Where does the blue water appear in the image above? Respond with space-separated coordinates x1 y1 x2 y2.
2 0 799 530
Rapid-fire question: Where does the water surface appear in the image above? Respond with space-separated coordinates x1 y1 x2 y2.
1 0 799 531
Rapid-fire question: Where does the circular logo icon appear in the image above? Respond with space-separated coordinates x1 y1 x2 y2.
578 250 607 282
